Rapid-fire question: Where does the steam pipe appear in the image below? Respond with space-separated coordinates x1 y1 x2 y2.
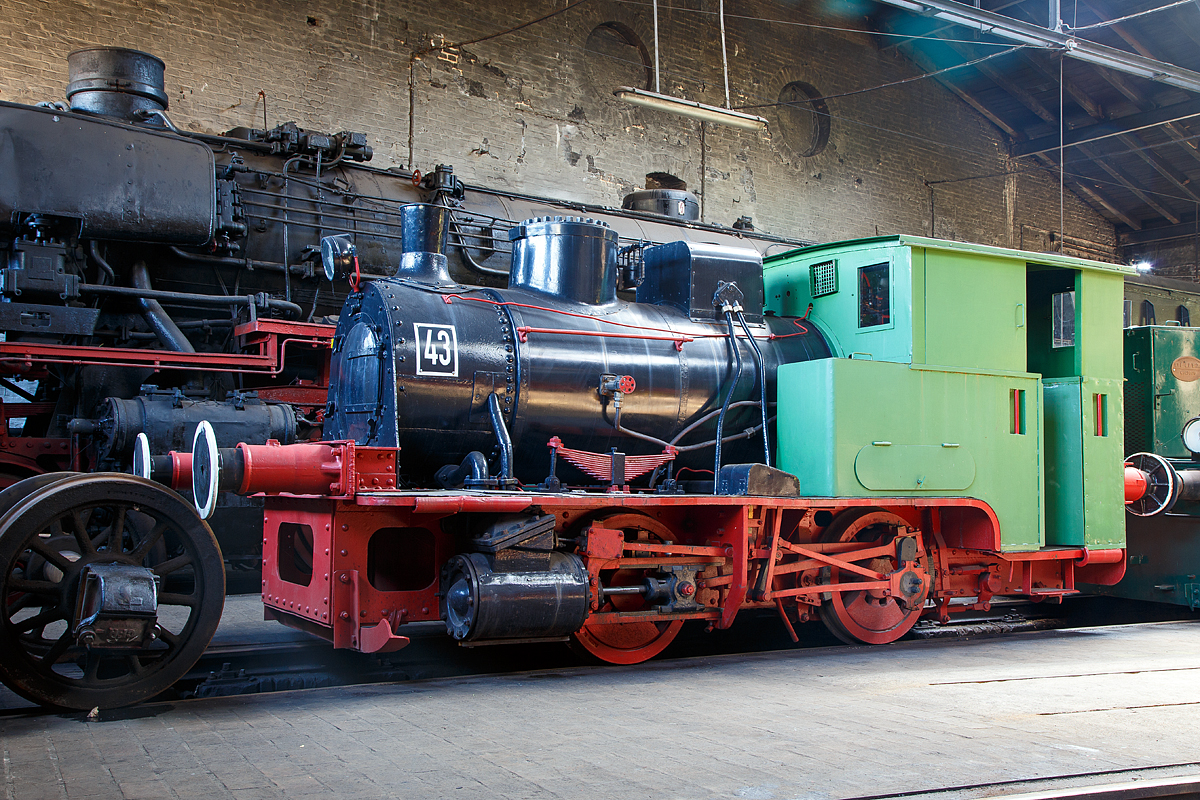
488 393 515 485
736 310 771 467
435 451 490 489
129 262 195 353
81 282 304 318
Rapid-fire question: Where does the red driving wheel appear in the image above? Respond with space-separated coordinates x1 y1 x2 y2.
818 508 928 645
571 513 684 665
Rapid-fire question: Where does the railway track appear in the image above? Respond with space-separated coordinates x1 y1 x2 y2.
853 766 1200 800
0 595 1193 716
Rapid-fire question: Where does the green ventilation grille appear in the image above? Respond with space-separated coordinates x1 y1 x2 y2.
810 259 838 297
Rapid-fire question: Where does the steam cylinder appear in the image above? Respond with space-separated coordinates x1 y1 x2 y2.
324 218 832 485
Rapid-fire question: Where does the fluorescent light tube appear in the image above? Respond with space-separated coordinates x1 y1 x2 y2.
614 87 768 131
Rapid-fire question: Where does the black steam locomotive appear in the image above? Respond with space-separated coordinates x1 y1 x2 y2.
0 47 802 573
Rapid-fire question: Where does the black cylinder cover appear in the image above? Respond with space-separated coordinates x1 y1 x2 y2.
440 551 589 641
100 396 296 459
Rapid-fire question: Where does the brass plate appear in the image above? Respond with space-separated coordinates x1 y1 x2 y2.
1172 356 1200 382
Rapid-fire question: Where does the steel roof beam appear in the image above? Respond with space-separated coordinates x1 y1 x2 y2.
874 0 1200 93
898 42 1027 139
1013 97 1200 155
1077 0 1200 164
1076 143 1182 224
1120 217 1200 246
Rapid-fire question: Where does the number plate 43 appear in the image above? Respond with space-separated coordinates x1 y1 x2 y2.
414 323 459 377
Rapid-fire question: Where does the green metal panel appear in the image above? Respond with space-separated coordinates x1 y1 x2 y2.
1094 514 1200 607
764 236 1129 376
763 242 914 363
768 234 1133 277
777 358 1044 551
923 249 1027 373
1042 379 1083 546
1079 271 1126 381
1124 326 1200 458
1043 377 1125 547
854 444 976 490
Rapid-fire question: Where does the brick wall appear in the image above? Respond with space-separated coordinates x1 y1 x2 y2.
1 0 1117 257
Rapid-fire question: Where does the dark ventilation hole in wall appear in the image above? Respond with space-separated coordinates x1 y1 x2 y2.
776 81 831 159
307 16 323 27
367 527 436 591
584 22 653 93
646 172 687 190
277 523 314 587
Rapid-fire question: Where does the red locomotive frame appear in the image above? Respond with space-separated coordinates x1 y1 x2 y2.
238 439 1126 661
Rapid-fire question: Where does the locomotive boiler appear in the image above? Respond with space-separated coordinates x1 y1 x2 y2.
321 212 830 488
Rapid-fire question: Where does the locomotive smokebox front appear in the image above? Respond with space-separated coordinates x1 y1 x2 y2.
323 212 832 487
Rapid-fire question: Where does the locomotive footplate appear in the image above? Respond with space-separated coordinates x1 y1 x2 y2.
234 482 1123 661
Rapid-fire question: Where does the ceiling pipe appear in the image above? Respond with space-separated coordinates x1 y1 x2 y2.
874 0 1200 94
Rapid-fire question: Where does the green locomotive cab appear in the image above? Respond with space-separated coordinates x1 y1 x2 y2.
764 236 1130 554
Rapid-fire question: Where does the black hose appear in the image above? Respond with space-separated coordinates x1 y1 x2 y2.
88 241 115 285
714 309 744 484
79 283 304 318
736 311 771 467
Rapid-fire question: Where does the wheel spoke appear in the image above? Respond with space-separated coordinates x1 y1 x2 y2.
126 655 144 676
13 607 63 634
158 592 197 608
7 577 62 596
94 504 127 551
40 629 74 666
26 538 73 574
67 509 97 556
155 626 180 650
6 592 36 616
152 553 193 578
84 652 101 682
131 520 169 562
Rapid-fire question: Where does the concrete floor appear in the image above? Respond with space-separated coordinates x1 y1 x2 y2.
2 619 1200 800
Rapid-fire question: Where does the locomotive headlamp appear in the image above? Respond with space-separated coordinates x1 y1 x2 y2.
320 234 357 282
1183 417 1200 456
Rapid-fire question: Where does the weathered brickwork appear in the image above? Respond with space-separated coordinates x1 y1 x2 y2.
1129 237 1200 280
1 0 1117 257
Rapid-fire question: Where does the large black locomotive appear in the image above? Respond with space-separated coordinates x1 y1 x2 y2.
0 47 805 571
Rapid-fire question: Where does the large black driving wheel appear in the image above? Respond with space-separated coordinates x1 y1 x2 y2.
0 474 224 710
